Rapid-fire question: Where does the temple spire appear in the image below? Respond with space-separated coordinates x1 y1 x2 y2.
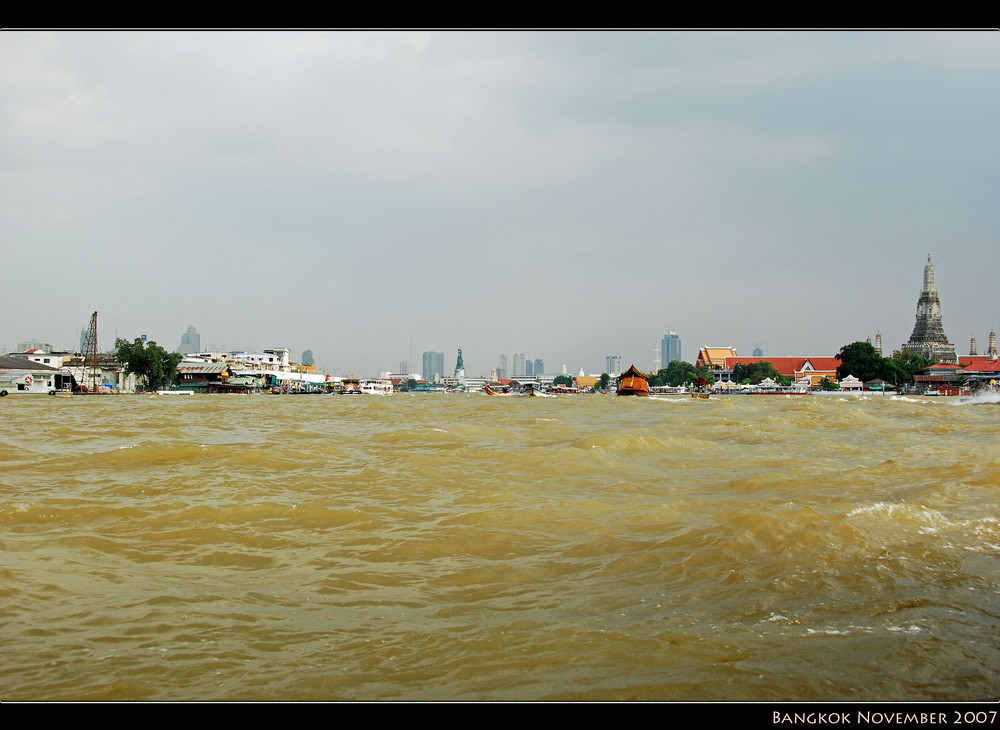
923 254 935 293
903 255 956 364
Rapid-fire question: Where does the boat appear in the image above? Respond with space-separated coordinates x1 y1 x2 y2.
691 377 710 399
616 365 649 396
483 384 515 396
358 379 393 395
157 389 194 396
525 383 555 397
650 385 689 397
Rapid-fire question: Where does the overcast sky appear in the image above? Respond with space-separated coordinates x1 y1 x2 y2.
2 30 997 376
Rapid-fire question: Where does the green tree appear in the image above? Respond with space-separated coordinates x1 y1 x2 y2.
693 365 715 386
595 373 611 391
647 368 669 388
887 349 930 384
836 341 885 383
114 338 182 391
553 374 574 387
664 360 695 387
732 361 781 385
820 376 840 391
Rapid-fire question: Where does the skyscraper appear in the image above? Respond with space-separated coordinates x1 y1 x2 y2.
606 355 622 376
177 325 201 355
512 353 525 377
534 359 544 376
661 331 681 366
903 255 957 364
422 351 444 381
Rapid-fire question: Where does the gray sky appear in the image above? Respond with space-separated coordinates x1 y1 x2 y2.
2 30 997 377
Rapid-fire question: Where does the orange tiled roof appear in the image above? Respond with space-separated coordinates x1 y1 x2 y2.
959 357 1000 372
723 356 841 379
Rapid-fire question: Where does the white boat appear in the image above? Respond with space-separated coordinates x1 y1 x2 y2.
157 389 194 396
358 379 393 395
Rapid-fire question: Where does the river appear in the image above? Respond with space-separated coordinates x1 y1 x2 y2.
2 391 998 700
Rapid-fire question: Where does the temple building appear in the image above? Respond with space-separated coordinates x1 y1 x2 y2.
902 255 957 364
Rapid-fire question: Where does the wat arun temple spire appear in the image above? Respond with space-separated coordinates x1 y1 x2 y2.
902 255 957 364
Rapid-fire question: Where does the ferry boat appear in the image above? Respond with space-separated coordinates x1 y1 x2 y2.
650 385 689 397
616 365 649 396
358 379 393 395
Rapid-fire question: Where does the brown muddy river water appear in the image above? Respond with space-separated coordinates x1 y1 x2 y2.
2 391 998 700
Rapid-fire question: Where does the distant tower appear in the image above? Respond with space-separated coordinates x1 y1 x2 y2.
969 335 978 357
661 331 681 367
534 359 544 376
454 348 465 377
422 351 444 381
177 325 201 355
399 361 408 375
497 354 507 379
902 255 957 364
988 328 998 360
302 349 314 366
752 344 764 357
513 353 525 377
874 330 882 357
606 355 622 376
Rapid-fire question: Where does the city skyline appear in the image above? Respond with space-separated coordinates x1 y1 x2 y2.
2 31 997 376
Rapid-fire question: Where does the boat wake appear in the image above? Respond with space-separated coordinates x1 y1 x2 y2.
955 390 1000 406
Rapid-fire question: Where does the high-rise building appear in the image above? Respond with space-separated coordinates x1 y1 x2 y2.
497 354 507 379
606 355 622 376
18 339 52 353
534 359 544 376
902 255 957 364
525 360 534 377
301 349 315 366
661 331 681 366
177 326 201 355
512 353 525 377
399 361 409 375
422 351 445 381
